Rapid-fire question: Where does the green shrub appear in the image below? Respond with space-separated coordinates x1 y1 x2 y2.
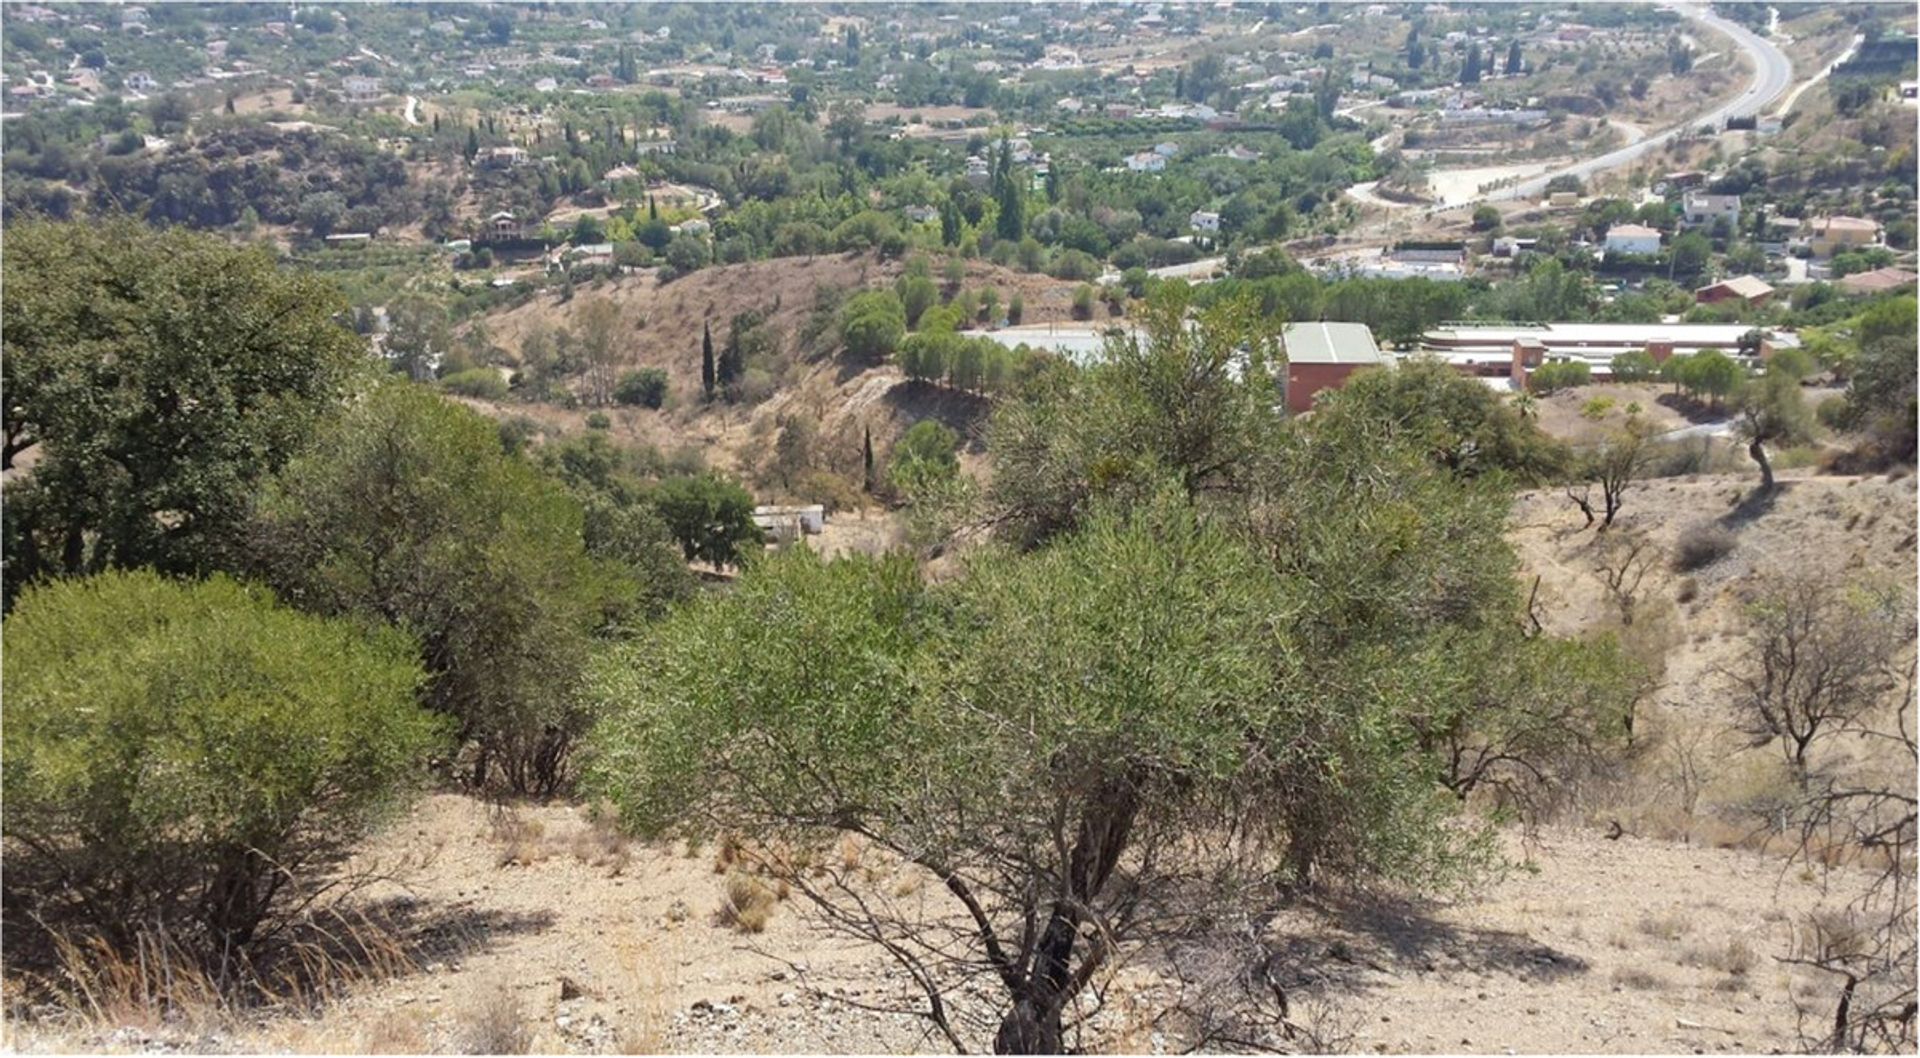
250 383 629 795
2 570 442 950
613 368 669 408
891 420 960 493
1530 360 1592 394
1580 396 1616 421
1816 394 1851 431
838 290 907 363
1072 284 1096 320
1611 349 1659 383
586 411 612 430
440 367 510 401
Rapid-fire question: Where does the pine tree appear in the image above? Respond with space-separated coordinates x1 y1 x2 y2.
649 195 658 221
701 321 716 400
862 425 875 493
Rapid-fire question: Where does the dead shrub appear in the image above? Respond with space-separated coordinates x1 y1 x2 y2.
714 874 777 934
1672 523 1736 571
1675 577 1698 604
450 983 532 1054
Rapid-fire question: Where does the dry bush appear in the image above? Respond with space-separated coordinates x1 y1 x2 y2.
1611 966 1668 990
490 812 548 868
1637 909 1692 941
1682 937 1758 976
449 983 533 1054
714 873 777 934
1672 523 1737 571
568 816 634 875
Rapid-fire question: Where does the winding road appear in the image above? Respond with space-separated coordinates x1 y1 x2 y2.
1481 2 1793 205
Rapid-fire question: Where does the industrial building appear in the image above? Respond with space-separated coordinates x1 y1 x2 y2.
1417 322 1793 387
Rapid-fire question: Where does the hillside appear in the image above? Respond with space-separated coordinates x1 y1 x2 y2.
8 466 1909 1056
459 253 1085 486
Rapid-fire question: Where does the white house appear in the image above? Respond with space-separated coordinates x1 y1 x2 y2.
1125 151 1167 173
1682 191 1741 228
1603 223 1662 257
1189 209 1221 233
1152 141 1181 157
342 75 381 102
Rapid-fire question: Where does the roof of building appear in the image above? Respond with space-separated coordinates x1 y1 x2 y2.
1812 215 1881 232
1284 321 1385 365
1606 224 1661 238
1837 266 1918 293
1698 274 1774 299
1422 322 1770 346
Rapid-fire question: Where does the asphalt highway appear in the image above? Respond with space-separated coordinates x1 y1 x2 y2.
1483 2 1794 205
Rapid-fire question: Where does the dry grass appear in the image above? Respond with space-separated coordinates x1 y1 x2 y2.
1682 937 1759 976
448 981 533 1054
714 873 778 934
1610 966 1668 991
1637 909 1693 942
24 911 420 1042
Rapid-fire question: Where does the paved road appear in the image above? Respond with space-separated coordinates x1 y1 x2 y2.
1773 33 1862 117
1475 3 1793 206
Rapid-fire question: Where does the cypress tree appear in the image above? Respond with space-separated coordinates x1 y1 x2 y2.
862 425 875 493
701 320 716 400
1505 40 1522 75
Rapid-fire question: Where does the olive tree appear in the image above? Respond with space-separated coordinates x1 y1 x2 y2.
585 501 1491 1053
2 570 443 954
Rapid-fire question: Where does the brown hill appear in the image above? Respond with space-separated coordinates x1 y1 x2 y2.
463 253 1085 489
